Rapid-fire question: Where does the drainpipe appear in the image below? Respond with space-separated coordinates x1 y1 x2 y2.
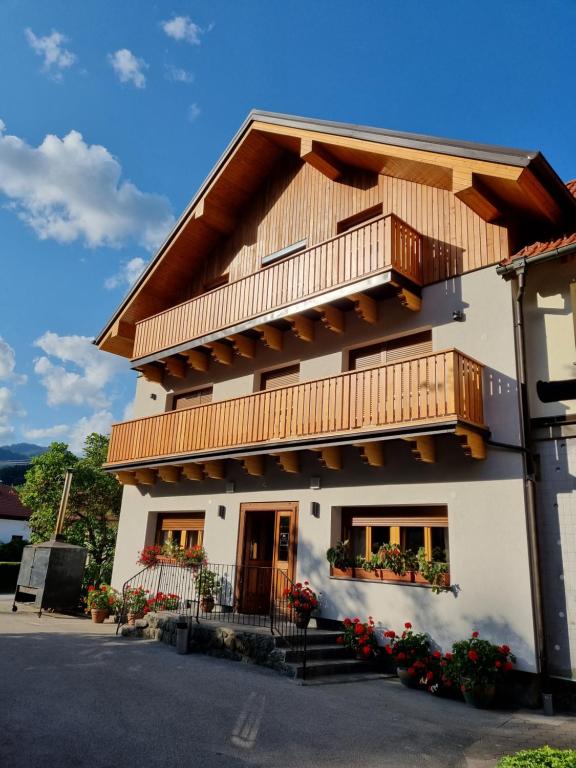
512 266 549 705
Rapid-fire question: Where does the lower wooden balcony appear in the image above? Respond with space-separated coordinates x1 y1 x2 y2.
106 350 488 485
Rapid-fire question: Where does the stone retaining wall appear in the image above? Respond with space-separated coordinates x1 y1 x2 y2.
121 613 294 676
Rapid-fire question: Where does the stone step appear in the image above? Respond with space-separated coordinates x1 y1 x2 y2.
293 657 380 679
280 630 342 647
284 643 352 663
301 672 396 686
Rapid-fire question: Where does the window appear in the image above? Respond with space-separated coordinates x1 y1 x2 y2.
259 364 300 391
342 506 449 564
261 239 307 267
336 203 383 234
155 513 205 549
349 330 432 371
172 386 213 410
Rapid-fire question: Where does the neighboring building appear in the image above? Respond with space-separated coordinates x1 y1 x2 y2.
0 485 31 543
96 112 576 678
498 210 576 680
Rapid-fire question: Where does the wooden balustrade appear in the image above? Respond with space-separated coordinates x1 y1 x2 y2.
106 350 484 466
132 214 422 361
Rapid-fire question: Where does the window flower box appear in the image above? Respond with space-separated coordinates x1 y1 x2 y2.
330 566 354 578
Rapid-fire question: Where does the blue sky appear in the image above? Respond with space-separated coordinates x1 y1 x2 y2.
0 0 575 452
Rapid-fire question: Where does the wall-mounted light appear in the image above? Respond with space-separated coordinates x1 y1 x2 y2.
225 481 235 494
310 501 320 518
218 505 226 519
310 476 321 490
150 393 157 400
452 310 465 322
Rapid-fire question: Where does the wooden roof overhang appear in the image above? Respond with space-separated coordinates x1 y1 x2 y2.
96 111 576 359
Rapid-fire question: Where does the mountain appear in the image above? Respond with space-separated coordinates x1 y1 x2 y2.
0 443 48 461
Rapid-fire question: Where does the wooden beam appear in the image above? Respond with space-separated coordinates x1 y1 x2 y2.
287 315 315 342
206 341 233 365
230 334 256 358
138 364 164 384
318 305 345 334
181 464 204 481
403 436 436 463
184 349 209 372
163 356 187 379
350 293 378 324
237 455 264 476
255 324 283 351
115 471 137 486
194 196 236 234
273 451 300 474
313 446 342 470
300 138 343 181
396 287 422 312
110 319 135 342
203 460 225 480
455 426 486 460
158 466 181 483
355 442 385 467
453 169 502 223
135 468 157 485
517 168 564 224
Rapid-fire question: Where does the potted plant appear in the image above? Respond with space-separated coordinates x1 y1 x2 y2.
157 539 182 564
337 616 379 660
416 548 451 592
283 580 318 629
446 631 515 708
195 568 220 613
86 583 117 623
123 585 149 625
178 544 207 569
145 591 180 613
137 545 161 567
326 540 353 577
384 622 430 687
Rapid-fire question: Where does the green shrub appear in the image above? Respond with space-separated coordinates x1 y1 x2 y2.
0 562 19 593
497 746 576 767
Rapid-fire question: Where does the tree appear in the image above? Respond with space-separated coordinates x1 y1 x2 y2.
19 434 122 584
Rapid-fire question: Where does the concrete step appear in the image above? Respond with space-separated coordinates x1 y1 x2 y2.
301 672 396 686
281 630 342 646
293 657 380 679
284 643 352 663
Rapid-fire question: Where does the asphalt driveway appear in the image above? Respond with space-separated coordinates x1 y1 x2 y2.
0 601 574 768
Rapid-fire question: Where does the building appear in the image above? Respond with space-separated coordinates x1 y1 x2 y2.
96 112 576 677
0 485 31 543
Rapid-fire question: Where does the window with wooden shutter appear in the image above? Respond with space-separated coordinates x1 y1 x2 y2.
156 513 205 549
349 330 432 371
173 386 213 410
260 364 300 391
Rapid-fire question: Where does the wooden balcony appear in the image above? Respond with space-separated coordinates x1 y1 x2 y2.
106 350 487 482
132 214 423 368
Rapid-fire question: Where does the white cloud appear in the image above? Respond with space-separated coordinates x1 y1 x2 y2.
68 410 114 454
0 122 174 250
105 256 147 290
33 332 126 409
188 103 201 123
25 28 76 79
0 119 5 133
0 337 26 384
22 424 69 441
0 387 25 440
166 65 194 84
108 49 148 89
162 16 208 45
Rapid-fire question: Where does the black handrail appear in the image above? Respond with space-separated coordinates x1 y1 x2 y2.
115 561 308 678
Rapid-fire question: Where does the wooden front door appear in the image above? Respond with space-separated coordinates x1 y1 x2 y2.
237 502 298 614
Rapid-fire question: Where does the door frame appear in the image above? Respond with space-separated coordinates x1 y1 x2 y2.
236 501 299 583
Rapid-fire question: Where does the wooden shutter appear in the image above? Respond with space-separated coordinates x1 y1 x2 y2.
260 364 300 391
350 330 432 371
350 342 386 371
348 506 447 528
159 514 205 531
173 386 213 410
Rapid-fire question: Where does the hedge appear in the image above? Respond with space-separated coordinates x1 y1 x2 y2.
0 562 19 593
497 746 576 767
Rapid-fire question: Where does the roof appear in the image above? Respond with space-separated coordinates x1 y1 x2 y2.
0 485 31 521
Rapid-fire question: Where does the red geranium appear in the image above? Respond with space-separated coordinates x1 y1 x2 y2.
338 616 378 657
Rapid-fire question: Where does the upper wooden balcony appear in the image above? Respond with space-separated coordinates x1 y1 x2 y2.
132 214 423 372
107 349 487 485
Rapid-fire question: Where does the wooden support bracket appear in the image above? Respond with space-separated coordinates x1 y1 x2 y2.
203 460 225 480
403 436 436 463
158 466 181 483
396 287 422 312
455 426 486 460
135 468 157 485
138 364 164 384
287 315 315 342
453 169 503 223
184 349 209 372
300 138 343 181
115 471 137 486
181 464 204 481
313 446 342 470
273 451 300 474
255 324 283 351
163 357 187 379
206 341 233 366
237 455 264 476
318 305 345 334
354 442 385 467
351 293 378 324
230 334 256 358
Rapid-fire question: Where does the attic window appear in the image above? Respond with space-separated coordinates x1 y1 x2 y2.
261 239 307 267
336 203 383 234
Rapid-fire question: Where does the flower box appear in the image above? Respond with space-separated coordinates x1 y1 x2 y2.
354 567 415 583
156 555 181 566
330 566 354 578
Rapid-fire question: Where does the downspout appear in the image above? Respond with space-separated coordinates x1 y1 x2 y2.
512 266 549 694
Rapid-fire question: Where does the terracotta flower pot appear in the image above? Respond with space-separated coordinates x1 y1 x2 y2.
127 611 144 625
294 611 311 629
91 608 108 624
397 666 422 688
461 684 496 709
200 596 215 613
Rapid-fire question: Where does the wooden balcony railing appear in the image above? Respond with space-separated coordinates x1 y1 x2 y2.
132 214 422 361
106 350 484 466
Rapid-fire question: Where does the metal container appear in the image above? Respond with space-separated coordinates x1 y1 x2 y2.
13 536 87 616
